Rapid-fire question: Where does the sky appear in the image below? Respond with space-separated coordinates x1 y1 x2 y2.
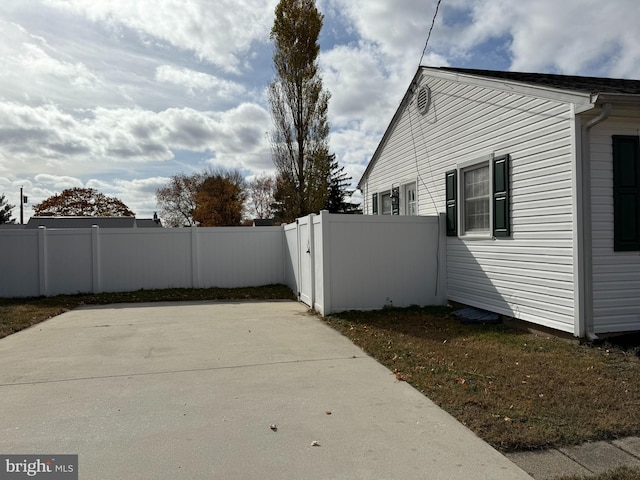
1 0 639 222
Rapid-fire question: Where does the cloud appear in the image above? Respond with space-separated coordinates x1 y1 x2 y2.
155 65 245 97
44 0 279 72
34 174 84 189
433 0 640 77
0 100 272 175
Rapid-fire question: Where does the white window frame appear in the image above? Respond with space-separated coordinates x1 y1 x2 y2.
380 191 392 215
458 156 493 239
404 182 417 216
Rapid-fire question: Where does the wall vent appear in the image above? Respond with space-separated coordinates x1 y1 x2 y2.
416 86 431 115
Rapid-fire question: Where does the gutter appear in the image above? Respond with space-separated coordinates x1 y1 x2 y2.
579 102 612 340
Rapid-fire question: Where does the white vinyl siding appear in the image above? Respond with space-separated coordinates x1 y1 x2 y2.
590 118 640 334
362 72 579 333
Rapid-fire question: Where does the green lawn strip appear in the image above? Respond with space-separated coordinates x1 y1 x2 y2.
0 284 295 339
554 467 640 480
325 306 640 452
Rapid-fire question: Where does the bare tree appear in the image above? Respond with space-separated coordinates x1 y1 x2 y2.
155 173 203 227
249 174 276 220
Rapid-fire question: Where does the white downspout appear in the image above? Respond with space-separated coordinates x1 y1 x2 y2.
580 102 612 340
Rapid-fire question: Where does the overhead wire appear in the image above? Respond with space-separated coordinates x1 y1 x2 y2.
412 0 444 296
419 0 443 66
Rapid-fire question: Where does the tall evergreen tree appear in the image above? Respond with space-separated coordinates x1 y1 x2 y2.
324 155 361 214
0 193 15 224
269 0 331 223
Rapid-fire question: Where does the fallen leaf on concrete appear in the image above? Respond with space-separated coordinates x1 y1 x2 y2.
311 440 320 446
325 411 332 415
270 424 277 431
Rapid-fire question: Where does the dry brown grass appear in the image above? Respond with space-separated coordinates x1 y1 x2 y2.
555 467 640 480
326 306 640 452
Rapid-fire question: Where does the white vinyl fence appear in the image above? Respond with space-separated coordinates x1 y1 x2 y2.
0 226 284 297
284 212 447 315
1 213 446 314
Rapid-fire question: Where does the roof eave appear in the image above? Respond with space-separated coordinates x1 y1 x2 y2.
357 67 426 190
593 93 640 106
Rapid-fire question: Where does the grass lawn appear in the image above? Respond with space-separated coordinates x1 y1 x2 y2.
555 467 640 480
325 306 640 453
0 284 295 339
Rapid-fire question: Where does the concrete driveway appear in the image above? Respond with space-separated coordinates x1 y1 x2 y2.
0 301 531 479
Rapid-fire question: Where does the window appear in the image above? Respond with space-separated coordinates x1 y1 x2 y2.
613 136 640 251
464 164 490 232
372 193 378 215
381 192 392 215
445 154 510 237
405 183 417 215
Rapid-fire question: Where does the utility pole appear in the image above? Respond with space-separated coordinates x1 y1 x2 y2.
20 186 26 225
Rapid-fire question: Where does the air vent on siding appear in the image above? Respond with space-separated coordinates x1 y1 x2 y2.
416 85 431 115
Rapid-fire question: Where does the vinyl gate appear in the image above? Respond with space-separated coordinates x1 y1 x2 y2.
283 212 447 315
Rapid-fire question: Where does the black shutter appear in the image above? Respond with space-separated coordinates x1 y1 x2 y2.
492 154 510 237
613 136 640 251
391 187 400 215
372 193 378 215
445 170 457 236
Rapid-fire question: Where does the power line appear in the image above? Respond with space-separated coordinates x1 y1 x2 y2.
418 0 443 67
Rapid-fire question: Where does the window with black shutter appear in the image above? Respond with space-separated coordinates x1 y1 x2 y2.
613 136 640 251
445 170 457 236
493 154 510 237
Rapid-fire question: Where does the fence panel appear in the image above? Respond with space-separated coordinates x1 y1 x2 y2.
46 230 93 295
99 229 193 293
0 230 40 297
197 227 284 288
308 212 446 315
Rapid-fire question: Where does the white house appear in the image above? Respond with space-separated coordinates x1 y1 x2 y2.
358 67 640 338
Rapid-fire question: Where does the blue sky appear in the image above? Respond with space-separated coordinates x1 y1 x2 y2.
1 0 639 222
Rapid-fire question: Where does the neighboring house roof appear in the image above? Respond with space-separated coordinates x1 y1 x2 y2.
252 219 277 226
358 66 640 190
24 217 162 229
135 218 163 228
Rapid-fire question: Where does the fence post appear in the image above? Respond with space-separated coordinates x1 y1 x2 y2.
316 210 331 316
438 213 448 304
38 226 48 296
191 226 199 288
91 225 102 293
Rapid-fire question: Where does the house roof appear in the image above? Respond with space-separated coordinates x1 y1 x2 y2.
437 67 640 95
358 66 640 190
24 216 161 229
252 219 277 227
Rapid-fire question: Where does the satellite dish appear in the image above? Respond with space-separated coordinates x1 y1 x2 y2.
416 85 431 115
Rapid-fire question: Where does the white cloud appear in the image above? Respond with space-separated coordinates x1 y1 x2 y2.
44 0 279 72
0 20 103 104
34 174 84 189
434 0 640 77
155 65 245 97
